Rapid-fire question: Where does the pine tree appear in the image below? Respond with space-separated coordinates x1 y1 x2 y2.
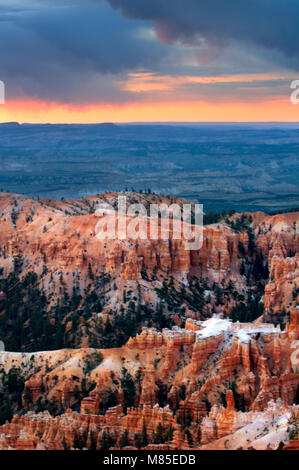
141 419 148 448
120 430 129 448
23 386 32 406
240 260 246 276
154 423 164 444
89 431 97 450
88 263 94 281
134 433 142 449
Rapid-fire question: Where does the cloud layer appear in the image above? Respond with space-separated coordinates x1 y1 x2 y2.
0 0 298 107
0 1 167 102
107 0 299 63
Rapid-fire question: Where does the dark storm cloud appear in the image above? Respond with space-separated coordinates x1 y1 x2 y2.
107 0 299 65
0 1 167 102
1 0 297 104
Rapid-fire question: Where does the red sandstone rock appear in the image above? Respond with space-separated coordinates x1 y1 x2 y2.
0 193 298 451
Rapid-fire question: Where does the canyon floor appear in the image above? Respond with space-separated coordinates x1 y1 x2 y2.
0 191 298 450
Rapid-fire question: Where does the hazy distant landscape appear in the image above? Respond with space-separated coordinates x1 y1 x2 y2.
1 122 298 212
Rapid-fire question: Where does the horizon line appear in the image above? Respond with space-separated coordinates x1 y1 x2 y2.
1 120 299 126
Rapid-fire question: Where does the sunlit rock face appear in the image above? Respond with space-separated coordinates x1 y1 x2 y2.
0 313 298 450
0 192 298 450
0 192 297 317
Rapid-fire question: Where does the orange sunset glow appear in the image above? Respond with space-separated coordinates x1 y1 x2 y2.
0 1 298 124
0 98 298 123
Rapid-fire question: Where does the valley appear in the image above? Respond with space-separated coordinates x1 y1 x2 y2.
0 190 298 450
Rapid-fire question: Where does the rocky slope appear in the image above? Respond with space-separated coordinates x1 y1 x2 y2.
0 191 297 352
0 310 298 450
0 191 298 450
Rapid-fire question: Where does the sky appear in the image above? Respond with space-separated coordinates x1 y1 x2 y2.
0 0 299 123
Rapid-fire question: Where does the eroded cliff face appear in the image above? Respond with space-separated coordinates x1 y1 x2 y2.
0 311 298 450
0 191 297 352
0 191 246 283
1 400 297 451
0 192 298 450
254 212 298 314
